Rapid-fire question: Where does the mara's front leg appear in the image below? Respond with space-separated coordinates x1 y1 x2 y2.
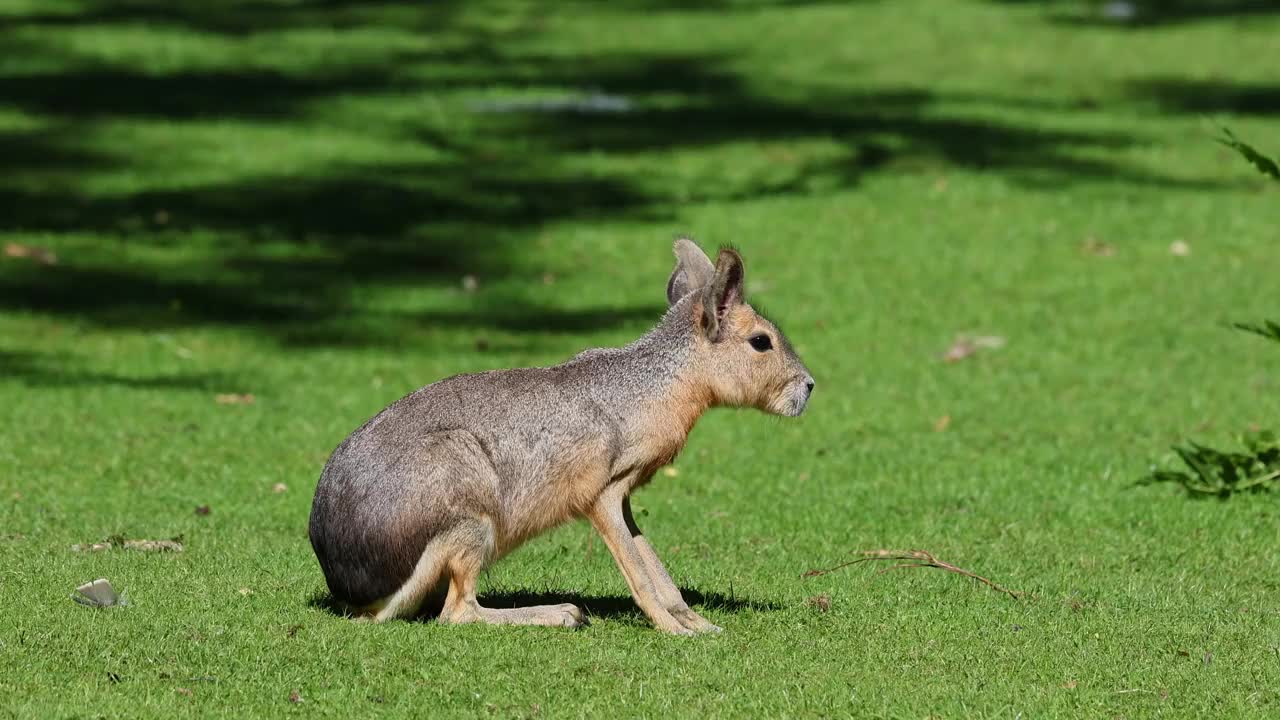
587 485 718 635
622 496 722 634
587 484 692 635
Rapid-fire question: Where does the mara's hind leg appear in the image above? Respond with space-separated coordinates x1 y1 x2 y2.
355 429 498 623
439 520 586 629
369 532 453 622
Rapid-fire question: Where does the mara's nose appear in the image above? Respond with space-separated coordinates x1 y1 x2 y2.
804 377 815 395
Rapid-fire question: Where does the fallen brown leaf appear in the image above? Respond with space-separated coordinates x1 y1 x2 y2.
289 690 304 704
943 338 977 362
4 242 57 265
933 415 952 432
806 594 831 613
802 548 1024 599
765 146 797 164
1062 680 1078 690
942 334 1005 363
1081 237 1114 256
214 393 254 405
194 505 211 516
176 688 193 697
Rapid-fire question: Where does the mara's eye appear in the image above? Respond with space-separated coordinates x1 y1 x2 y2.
748 334 773 352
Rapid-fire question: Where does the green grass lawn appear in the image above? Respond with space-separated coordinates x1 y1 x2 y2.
3 0 1280 717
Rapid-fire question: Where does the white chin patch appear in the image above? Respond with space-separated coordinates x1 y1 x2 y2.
783 389 808 417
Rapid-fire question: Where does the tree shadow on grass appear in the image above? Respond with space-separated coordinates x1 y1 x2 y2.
1128 78 1280 116
0 349 240 391
989 0 1280 28
0 0 1240 349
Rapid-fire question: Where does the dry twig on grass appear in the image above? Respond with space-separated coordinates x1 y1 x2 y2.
803 549 1024 600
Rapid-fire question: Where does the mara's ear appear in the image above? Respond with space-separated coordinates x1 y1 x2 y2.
666 236 715 306
699 247 745 341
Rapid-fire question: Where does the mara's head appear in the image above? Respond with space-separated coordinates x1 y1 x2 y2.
666 237 814 417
